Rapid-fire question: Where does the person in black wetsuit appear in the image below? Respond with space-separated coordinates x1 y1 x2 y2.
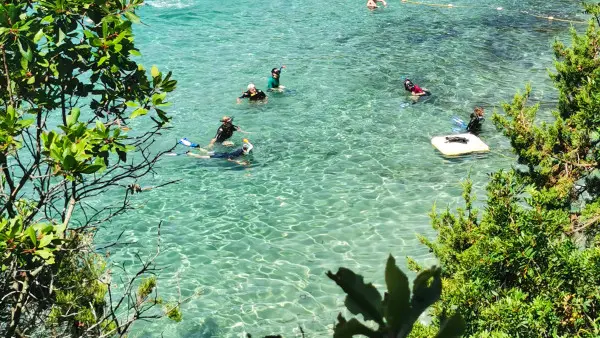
207 116 248 149
237 83 267 103
466 106 485 135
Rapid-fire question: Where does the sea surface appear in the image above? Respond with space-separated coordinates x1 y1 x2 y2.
97 0 587 336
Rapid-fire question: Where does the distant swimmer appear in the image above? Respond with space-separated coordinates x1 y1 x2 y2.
367 0 387 9
187 139 254 165
403 78 430 103
267 65 286 92
466 106 485 135
237 83 267 103
207 116 249 149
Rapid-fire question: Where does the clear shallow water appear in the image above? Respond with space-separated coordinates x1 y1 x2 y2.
97 0 585 336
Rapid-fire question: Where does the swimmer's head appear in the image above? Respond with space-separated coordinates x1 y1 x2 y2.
247 83 256 91
220 116 232 123
272 68 281 76
242 139 254 154
474 106 484 117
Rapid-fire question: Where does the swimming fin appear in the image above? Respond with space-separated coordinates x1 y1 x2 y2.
178 138 199 148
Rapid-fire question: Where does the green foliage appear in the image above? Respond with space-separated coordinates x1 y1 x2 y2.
0 0 178 336
415 173 600 337
137 276 157 301
411 5 600 337
164 303 183 322
326 255 465 338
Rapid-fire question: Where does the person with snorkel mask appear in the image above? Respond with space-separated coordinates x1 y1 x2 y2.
403 78 430 103
187 139 254 165
267 65 286 92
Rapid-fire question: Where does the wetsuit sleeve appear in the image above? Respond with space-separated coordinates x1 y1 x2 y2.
234 125 240 131
267 78 275 90
257 90 266 100
238 91 249 99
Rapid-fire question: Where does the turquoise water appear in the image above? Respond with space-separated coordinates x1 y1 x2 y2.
99 0 586 336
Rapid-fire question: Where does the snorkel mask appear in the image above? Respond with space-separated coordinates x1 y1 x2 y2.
242 139 254 154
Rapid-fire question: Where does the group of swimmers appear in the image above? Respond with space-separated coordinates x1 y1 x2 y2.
181 66 287 164
403 78 485 135
181 68 484 165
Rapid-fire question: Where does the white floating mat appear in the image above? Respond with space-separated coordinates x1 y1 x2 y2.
431 133 489 156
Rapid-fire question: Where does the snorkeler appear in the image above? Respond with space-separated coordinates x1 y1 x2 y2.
237 83 267 103
403 78 430 103
466 107 485 135
367 0 387 9
267 65 286 92
207 116 249 149
187 139 254 165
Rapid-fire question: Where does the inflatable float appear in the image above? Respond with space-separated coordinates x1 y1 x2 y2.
431 133 489 156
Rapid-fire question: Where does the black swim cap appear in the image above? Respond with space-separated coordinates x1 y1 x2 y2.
272 68 280 74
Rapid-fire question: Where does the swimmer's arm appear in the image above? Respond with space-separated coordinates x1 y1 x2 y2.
207 138 217 149
235 126 250 134
237 91 249 103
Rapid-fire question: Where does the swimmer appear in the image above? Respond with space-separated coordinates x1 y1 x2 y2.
267 65 286 92
207 116 249 149
466 106 485 135
237 83 267 103
187 139 254 165
403 78 429 103
367 0 387 9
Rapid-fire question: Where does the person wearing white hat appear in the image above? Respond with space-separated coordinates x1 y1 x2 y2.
237 83 267 103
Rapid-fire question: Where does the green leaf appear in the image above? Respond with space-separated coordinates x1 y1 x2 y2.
33 29 44 43
27 226 37 246
383 254 411 333
35 248 54 262
129 49 141 57
327 268 384 326
98 55 108 66
41 15 54 23
18 40 32 62
80 164 103 174
333 315 379 338
434 313 465 338
130 107 148 119
124 11 141 24
63 155 76 171
20 57 28 70
18 119 35 128
58 28 65 44
83 30 94 39
102 20 108 38
151 65 159 78
27 76 35 84
411 266 442 315
125 101 138 108
38 234 53 248
66 108 80 127
114 43 122 53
